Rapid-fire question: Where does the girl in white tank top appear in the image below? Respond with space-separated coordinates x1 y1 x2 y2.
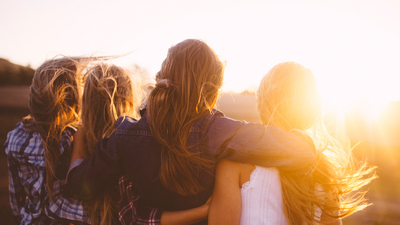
208 62 375 225
209 160 324 225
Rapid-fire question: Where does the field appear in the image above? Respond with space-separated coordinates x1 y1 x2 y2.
1 87 400 224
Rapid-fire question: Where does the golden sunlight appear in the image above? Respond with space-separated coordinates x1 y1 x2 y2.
114 3 400 122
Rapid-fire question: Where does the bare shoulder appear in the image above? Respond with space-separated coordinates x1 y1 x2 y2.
216 159 240 172
238 163 256 188
215 159 244 179
216 160 256 187
238 163 256 172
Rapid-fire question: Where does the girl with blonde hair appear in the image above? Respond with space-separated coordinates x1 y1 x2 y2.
80 63 140 156
208 61 376 225
76 63 138 225
5 57 90 224
67 40 317 224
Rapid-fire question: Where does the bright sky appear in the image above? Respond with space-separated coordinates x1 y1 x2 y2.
1 0 400 114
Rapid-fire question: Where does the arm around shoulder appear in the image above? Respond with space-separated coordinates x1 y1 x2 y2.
161 197 211 225
209 116 315 170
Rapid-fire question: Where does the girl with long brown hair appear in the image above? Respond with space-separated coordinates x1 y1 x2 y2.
74 62 213 225
5 57 90 224
67 39 317 224
208 62 376 225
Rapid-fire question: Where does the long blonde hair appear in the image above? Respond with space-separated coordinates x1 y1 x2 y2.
81 63 139 225
256 62 376 224
27 57 85 200
147 39 225 196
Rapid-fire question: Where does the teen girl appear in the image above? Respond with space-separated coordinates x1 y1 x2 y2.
208 62 376 225
74 62 211 225
5 57 90 225
67 39 316 224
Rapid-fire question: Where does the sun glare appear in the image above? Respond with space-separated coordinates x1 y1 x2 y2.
113 3 400 122
319 82 389 118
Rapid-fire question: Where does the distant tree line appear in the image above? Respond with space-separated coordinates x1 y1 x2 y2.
0 58 35 86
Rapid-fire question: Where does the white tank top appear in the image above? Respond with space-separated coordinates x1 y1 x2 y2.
239 166 289 225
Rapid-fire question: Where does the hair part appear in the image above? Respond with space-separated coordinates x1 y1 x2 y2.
147 39 225 196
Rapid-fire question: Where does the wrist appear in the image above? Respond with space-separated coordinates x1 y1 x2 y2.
197 202 209 221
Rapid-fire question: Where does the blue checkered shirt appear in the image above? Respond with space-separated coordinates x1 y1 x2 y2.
5 122 90 225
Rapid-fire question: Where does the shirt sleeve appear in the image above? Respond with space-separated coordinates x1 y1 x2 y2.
66 158 85 183
208 115 316 171
7 155 24 225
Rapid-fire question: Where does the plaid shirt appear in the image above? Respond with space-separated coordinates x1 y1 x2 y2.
117 175 163 225
5 122 90 225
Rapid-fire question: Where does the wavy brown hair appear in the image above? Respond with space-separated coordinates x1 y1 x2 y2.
27 57 85 200
256 62 376 224
82 63 139 155
147 39 225 196
81 63 139 225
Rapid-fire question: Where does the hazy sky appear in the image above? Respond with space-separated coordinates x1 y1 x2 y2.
1 0 400 109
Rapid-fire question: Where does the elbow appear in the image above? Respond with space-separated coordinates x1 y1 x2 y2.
289 129 316 154
297 155 315 170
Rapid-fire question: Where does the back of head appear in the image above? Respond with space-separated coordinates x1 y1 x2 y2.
147 39 225 196
30 57 81 128
29 57 82 199
256 61 321 131
153 39 224 114
82 63 137 155
256 62 376 224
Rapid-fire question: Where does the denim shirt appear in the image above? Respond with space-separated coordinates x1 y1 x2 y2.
67 108 315 212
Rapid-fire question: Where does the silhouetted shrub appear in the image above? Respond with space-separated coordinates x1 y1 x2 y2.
0 58 35 86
